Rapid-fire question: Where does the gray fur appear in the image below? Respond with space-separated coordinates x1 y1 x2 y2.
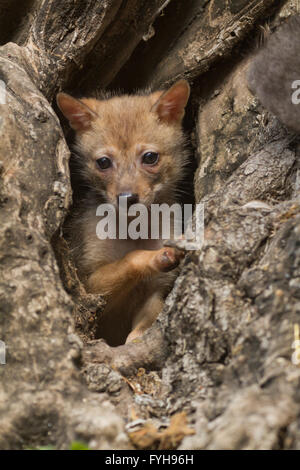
248 15 300 132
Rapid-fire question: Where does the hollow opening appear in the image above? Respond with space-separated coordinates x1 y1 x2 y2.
52 0 277 349
52 2 266 348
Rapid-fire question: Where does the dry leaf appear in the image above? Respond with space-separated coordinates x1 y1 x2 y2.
128 411 195 450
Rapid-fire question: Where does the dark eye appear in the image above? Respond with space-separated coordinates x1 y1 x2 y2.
96 157 112 170
142 151 159 166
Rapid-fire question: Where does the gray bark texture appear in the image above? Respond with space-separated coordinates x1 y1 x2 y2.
1 0 300 450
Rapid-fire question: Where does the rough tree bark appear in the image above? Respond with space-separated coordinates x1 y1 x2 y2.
1 0 300 450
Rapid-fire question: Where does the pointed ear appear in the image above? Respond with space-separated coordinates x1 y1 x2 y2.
152 79 190 124
56 93 98 132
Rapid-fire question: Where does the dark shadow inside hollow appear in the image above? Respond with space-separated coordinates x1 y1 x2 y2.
0 0 36 46
108 0 202 93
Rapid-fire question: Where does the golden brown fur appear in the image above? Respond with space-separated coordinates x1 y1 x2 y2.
57 80 190 346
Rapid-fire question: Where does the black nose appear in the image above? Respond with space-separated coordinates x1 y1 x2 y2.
117 192 139 207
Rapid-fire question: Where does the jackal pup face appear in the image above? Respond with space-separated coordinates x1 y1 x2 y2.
57 80 190 207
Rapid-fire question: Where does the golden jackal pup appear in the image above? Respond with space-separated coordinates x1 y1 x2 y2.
57 80 190 345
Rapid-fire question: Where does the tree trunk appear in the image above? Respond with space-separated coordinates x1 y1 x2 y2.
1 0 300 450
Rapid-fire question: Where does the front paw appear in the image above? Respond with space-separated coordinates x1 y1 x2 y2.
154 247 185 272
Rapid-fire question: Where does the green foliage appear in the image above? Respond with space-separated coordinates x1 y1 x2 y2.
70 441 90 450
25 441 90 450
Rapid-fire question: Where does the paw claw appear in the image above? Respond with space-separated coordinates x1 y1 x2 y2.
155 247 184 272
